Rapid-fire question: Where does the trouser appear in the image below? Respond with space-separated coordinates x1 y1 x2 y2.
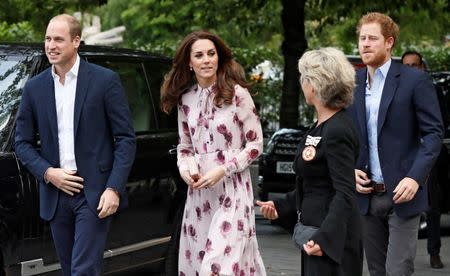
362 192 420 276
49 191 111 276
426 207 441 256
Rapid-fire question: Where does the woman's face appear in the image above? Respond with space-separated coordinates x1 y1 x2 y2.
189 39 218 87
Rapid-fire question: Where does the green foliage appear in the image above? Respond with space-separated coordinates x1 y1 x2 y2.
0 22 37 42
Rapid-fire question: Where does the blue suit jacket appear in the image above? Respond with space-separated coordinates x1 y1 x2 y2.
348 61 443 218
15 59 136 221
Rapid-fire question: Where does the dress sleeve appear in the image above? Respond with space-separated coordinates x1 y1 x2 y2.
222 85 263 176
311 121 359 264
176 100 194 171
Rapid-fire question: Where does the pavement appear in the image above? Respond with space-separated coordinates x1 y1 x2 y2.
255 203 450 276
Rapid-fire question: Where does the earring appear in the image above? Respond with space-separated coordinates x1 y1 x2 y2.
189 66 193 71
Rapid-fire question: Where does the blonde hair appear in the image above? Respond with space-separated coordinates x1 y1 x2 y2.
298 47 355 109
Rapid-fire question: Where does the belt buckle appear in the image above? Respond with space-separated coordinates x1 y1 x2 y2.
372 181 386 193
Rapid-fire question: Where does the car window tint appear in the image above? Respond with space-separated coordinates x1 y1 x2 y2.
145 60 177 129
88 59 156 132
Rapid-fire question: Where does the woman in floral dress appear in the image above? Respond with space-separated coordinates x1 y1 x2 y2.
161 31 266 276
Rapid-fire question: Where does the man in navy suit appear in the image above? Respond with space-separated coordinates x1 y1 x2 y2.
15 14 136 276
348 13 443 276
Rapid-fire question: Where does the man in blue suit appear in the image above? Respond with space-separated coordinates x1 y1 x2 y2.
348 13 443 276
15 14 136 276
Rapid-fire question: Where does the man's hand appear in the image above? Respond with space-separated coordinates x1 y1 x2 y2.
303 240 323 256
393 177 419 204
97 189 120 218
192 167 225 189
355 169 373 194
45 168 84 196
255 200 279 220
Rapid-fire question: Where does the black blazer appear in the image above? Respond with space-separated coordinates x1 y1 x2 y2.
275 110 362 272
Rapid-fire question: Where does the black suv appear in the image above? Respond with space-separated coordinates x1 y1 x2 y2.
0 43 186 275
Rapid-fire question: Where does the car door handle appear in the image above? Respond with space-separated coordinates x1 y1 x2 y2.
168 146 177 155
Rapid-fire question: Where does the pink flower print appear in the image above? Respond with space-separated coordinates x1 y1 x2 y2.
188 187 193 196
180 272 186 276
182 122 190 136
209 133 214 143
250 267 256 276
249 149 259 160
232 263 240 275
182 105 190 115
196 272 199 276
233 113 239 123
237 219 244 231
252 106 258 116
185 249 192 262
232 178 237 190
235 199 241 210
246 130 257 141
240 270 246 276
183 223 187 236
245 206 250 219
216 151 225 164
198 250 205 261
212 107 217 115
235 95 243 107
211 263 221 274
217 124 227 134
206 238 213 252
219 194 225 205
246 181 250 192
224 245 232 255
195 206 202 220
224 132 233 146
248 228 253 238
223 196 232 209
190 127 195 136
203 142 207 152
240 133 245 144
180 149 191 156
203 200 211 213
188 224 197 240
221 221 232 236
237 173 242 184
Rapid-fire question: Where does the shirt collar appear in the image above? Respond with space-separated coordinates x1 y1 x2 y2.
366 58 392 86
51 54 80 80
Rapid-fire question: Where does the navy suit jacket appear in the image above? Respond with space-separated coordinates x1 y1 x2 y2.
348 60 443 218
15 59 136 221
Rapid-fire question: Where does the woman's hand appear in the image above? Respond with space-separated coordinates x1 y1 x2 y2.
303 240 323 256
180 170 201 186
192 166 225 189
255 200 279 220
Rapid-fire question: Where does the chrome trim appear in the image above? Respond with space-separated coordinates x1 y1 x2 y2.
20 236 171 275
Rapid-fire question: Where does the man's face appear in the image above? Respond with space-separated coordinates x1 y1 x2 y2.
45 19 80 71
358 22 394 68
402 54 424 70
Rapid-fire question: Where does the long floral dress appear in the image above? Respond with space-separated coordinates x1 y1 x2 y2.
177 83 266 276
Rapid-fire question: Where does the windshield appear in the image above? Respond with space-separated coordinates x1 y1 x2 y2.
0 55 32 150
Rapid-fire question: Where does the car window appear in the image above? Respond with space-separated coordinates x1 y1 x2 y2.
0 55 33 150
88 59 156 132
144 60 177 129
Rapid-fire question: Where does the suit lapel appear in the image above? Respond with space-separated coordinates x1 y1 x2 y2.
73 59 91 137
355 69 368 140
44 69 59 145
377 61 400 134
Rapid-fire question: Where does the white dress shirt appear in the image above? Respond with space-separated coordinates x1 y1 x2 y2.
51 55 80 171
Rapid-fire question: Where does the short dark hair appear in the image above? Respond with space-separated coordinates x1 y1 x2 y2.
401 50 423 64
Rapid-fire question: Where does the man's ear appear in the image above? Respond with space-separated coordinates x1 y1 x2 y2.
385 36 395 51
73 35 81 49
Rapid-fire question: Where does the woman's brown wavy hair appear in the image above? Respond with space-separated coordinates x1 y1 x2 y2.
160 30 250 114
